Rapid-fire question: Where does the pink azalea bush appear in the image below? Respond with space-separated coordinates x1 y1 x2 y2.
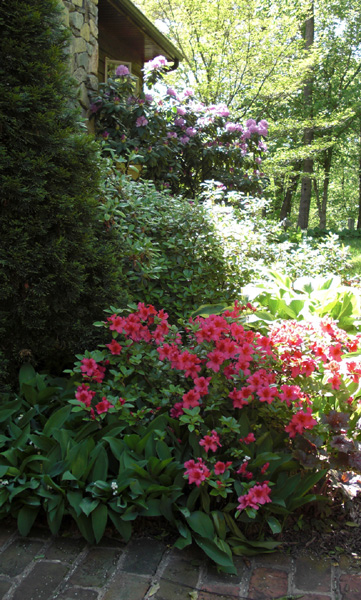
69 301 361 545
90 56 268 198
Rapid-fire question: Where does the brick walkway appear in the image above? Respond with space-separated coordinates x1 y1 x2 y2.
0 521 360 600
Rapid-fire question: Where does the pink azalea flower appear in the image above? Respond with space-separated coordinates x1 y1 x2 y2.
95 398 113 415
106 339 122 355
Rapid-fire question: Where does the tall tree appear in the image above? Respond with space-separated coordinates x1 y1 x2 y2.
297 2 314 229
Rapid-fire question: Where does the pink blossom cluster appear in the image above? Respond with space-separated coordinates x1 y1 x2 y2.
237 482 272 511
184 458 210 486
144 55 168 72
269 318 359 395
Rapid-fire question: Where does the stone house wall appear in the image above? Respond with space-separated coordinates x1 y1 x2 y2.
60 0 99 113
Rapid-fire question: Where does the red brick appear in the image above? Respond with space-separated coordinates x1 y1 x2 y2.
339 573 361 600
103 573 151 600
248 567 288 599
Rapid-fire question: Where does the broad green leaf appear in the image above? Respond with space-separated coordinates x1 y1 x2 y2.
17 505 39 536
43 406 72 436
194 535 236 572
79 497 99 517
108 511 132 541
19 364 36 386
92 504 108 543
266 516 283 534
186 511 215 538
191 303 229 318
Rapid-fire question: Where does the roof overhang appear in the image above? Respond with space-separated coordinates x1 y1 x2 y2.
102 0 183 66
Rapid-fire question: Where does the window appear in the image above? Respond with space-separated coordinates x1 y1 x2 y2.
105 58 140 93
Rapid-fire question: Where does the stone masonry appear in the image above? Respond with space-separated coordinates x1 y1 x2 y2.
60 0 99 113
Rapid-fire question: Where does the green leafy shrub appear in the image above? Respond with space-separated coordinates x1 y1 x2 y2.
3 303 361 569
0 0 121 385
98 170 242 321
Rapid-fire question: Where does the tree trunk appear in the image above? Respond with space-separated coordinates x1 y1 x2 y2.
319 147 333 229
357 122 361 229
279 173 299 222
297 3 314 230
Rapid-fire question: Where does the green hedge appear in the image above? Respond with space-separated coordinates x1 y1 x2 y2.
0 0 121 388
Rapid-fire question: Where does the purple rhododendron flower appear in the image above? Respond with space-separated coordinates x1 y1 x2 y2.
180 135 190 144
145 55 168 71
185 127 197 137
182 88 194 98
90 102 101 113
136 116 148 127
167 132 177 138
174 117 186 127
177 106 187 116
116 64 130 76
167 87 177 97
145 94 153 103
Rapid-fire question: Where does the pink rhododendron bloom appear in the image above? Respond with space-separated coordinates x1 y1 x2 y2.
136 116 148 127
228 388 249 409
76 384 96 407
328 343 343 362
182 389 201 409
167 87 177 96
80 357 98 377
193 376 211 397
106 339 122 355
137 302 157 320
206 349 226 372
183 87 194 97
199 430 221 453
170 402 184 418
184 458 210 486
237 461 253 480
285 407 317 438
177 106 186 115
144 93 153 103
240 433 256 444
214 461 232 475
174 117 185 127
237 483 272 511
179 135 190 144
261 462 270 475
95 398 113 415
258 385 278 404
115 64 129 76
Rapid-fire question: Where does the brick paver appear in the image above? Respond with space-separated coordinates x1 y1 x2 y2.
294 555 332 593
0 520 360 600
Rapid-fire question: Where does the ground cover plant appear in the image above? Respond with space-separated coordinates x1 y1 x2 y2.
1 300 361 571
91 56 268 198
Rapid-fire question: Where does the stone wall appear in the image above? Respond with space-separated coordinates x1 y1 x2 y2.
60 0 99 113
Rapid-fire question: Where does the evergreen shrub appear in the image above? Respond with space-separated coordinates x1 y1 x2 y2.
0 0 121 387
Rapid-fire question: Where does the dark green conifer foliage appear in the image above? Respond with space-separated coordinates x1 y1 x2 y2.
0 0 120 387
